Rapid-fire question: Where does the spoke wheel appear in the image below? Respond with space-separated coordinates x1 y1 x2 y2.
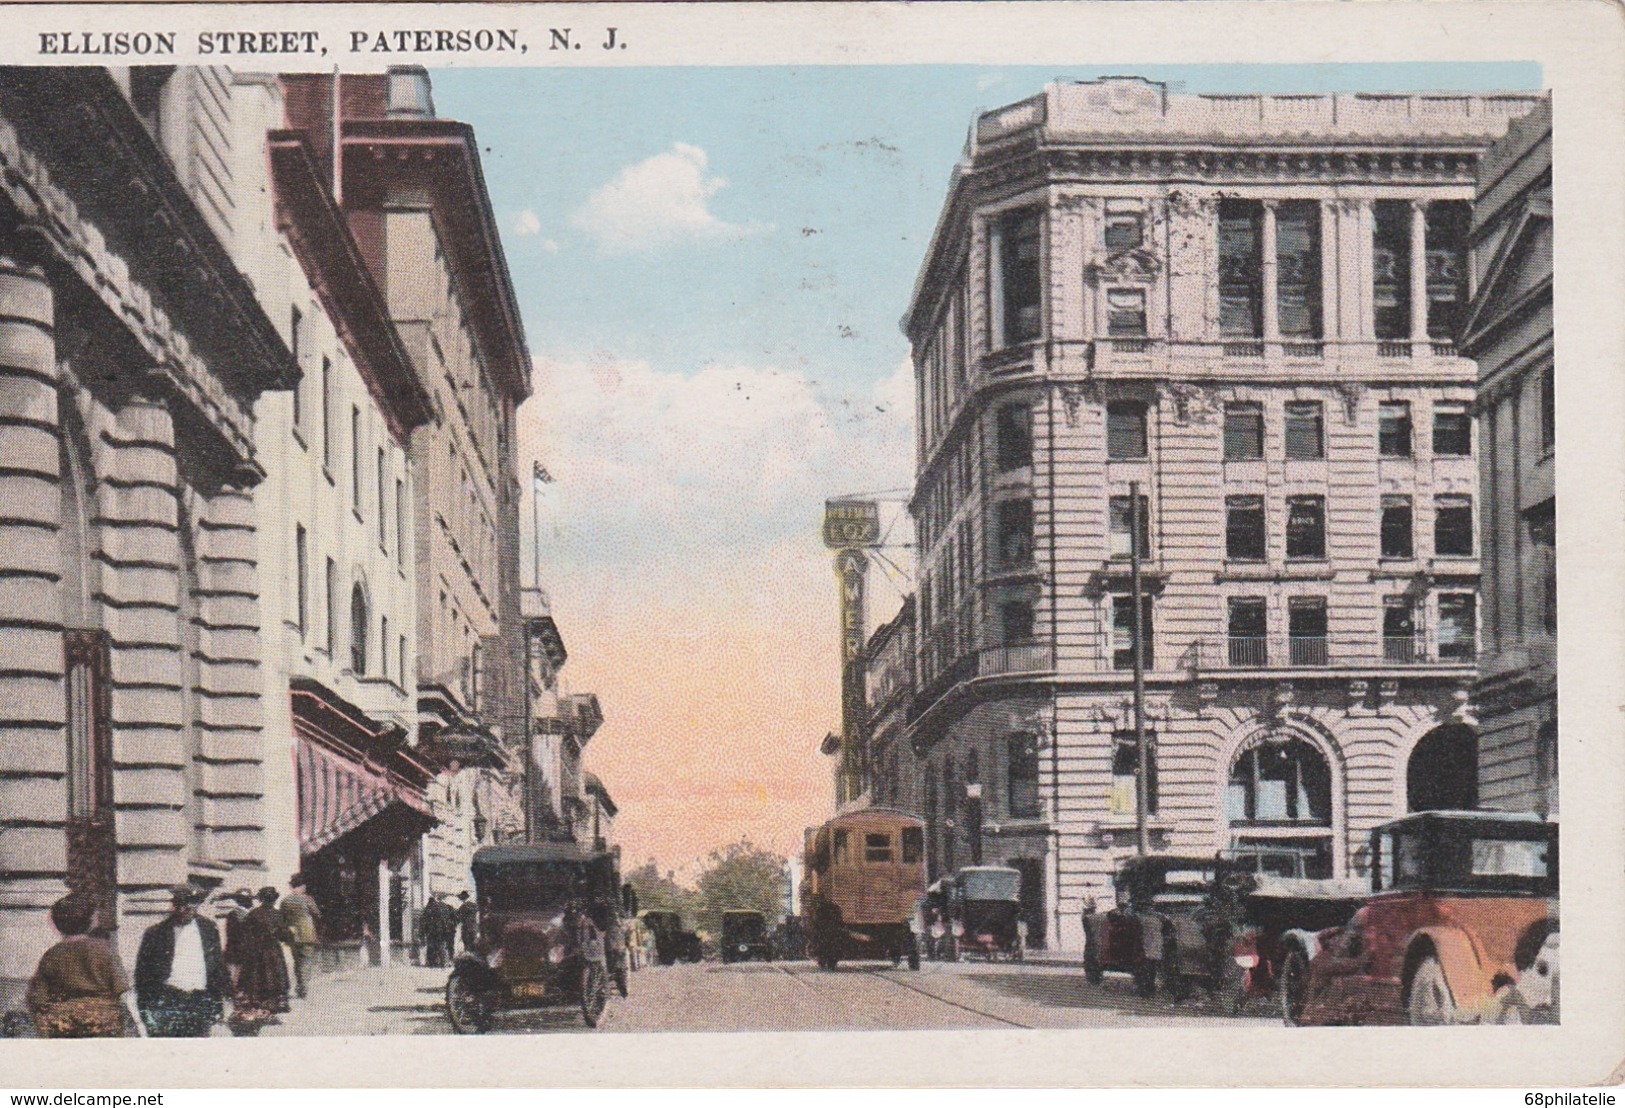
1407 955 1456 1026
1278 948 1309 1026
580 962 608 1028
446 972 491 1035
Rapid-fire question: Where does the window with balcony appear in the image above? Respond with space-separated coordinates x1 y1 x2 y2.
1224 402 1265 460
1432 404 1472 456
1007 734 1041 819
1288 597 1328 666
1438 593 1477 661
1112 595 1154 670
1379 401 1413 457
996 499 1034 569
996 208 1042 347
1381 496 1414 559
1277 201 1324 340
1107 289 1147 337
1227 739 1331 825
1285 496 1326 560
1226 496 1266 562
1434 495 1474 557
1373 200 1412 341
1425 201 1471 341
1000 600 1035 646
1228 597 1268 666
1284 401 1324 460
1110 731 1159 816
1108 494 1151 560
1104 203 1143 252
1106 401 1148 459
1384 597 1418 662
996 402 1033 472
1218 200 1263 338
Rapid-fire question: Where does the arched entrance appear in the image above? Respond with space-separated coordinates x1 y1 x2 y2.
1225 734 1336 878
1407 724 1478 812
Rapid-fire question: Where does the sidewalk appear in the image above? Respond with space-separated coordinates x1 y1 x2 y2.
262 961 451 1037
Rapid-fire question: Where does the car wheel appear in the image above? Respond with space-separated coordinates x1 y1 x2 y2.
1277 947 1309 1026
1407 954 1456 1026
1083 947 1104 986
580 962 608 1028
1133 961 1158 999
445 971 491 1035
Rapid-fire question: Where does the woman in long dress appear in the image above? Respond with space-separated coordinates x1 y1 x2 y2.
26 895 131 1038
223 888 290 1034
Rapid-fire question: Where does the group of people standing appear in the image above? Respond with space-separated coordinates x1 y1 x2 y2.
24 873 323 1038
419 891 478 968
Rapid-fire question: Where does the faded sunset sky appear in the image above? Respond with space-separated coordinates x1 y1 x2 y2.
431 61 1540 877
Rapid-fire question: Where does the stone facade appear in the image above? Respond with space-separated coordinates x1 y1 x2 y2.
0 69 295 994
1462 101 1555 817
889 79 1542 951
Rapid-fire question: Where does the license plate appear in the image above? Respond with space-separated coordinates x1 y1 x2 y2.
512 981 548 1000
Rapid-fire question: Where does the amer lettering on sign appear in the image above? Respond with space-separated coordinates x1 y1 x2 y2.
823 499 881 549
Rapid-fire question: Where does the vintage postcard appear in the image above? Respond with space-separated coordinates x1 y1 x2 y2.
0 0 1620 1089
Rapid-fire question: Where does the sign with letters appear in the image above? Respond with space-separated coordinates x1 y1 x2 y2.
823 499 881 549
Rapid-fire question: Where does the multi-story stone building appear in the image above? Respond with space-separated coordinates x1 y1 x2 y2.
1461 101 1555 817
0 68 296 994
897 78 1539 949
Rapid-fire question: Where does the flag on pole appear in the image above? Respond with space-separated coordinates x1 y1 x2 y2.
532 460 553 485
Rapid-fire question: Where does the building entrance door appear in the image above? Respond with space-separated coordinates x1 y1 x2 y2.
1011 857 1047 949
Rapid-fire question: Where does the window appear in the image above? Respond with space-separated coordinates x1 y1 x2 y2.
1384 597 1417 662
1288 597 1328 666
1110 731 1159 816
864 832 893 864
350 406 362 514
290 305 303 428
1540 366 1555 452
1227 739 1331 824
996 499 1034 568
380 616 390 679
1108 494 1151 560
320 357 333 468
997 208 1042 346
294 525 309 636
395 479 406 569
1373 200 1412 340
1286 496 1326 559
1226 496 1266 561
1007 734 1040 819
1112 595 1154 670
1425 201 1471 341
1218 200 1263 337
1224 402 1264 460
1104 204 1143 252
399 633 408 687
901 826 924 864
350 584 368 674
996 403 1033 471
1379 401 1412 457
1438 593 1477 660
324 558 336 655
1106 401 1148 459
1277 201 1323 339
377 448 387 547
1432 404 1472 456
1381 496 1413 559
1528 500 1556 635
1228 598 1268 666
470 643 483 709
1000 600 1035 646
1434 495 1474 557
1284 401 1324 460
1107 289 1147 337
832 830 850 866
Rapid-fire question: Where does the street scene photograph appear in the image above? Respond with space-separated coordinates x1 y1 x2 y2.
0 33 1570 1061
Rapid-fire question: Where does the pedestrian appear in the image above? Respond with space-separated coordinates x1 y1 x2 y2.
455 891 478 954
223 888 290 1036
277 873 321 999
25 894 131 1038
133 885 228 1038
249 887 293 1014
422 894 455 967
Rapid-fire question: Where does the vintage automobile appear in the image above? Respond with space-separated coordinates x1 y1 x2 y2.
1281 810 1559 1026
445 842 621 1033
721 909 774 963
640 909 703 965
1082 854 1252 999
801 808 925 970
1226 875 1369 1014
939 866 1025 961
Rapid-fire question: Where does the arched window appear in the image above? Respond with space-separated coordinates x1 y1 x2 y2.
1227 737 1331 824
350 583 368 675
1407 724 1477 812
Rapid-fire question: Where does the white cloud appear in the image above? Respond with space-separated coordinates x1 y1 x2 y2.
540 238 560 254
569 143 770 253
514 209 542 236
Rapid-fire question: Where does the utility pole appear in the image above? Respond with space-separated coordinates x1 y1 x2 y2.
1130 480 1150 856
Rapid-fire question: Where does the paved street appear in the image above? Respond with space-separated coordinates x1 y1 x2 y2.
261 958 1277 1036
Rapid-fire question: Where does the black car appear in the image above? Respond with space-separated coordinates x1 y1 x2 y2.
640 909 703 964
721 910 773 963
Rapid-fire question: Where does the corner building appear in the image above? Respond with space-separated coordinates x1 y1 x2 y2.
898 79 1540 950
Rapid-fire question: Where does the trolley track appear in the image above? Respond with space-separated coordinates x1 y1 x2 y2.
772 960 1036 1029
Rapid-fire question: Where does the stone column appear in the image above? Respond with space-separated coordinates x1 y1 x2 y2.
1260 200 1280 344
377 857 392 967
0 254 65 998
986 216 1005 352
1409 200 1430 346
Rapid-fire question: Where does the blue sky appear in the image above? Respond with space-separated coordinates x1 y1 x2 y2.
427 62 1541 867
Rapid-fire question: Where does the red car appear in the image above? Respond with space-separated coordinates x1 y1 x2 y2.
1281 811 1558 1026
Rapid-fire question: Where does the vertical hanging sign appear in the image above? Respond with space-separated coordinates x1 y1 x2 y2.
824 499 881 806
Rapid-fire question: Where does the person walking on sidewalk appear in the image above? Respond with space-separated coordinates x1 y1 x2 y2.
26 894 131 1038
224 888 291 1035
134 885 228 1038
278 873 321 999
455 891 478 954
422 894 456 967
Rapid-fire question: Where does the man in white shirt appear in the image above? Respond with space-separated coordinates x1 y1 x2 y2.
133 885 227 1037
